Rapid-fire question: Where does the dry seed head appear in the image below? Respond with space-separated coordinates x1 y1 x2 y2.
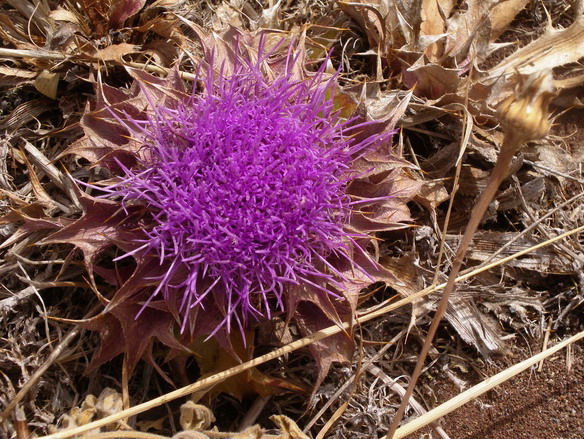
497 70 556 144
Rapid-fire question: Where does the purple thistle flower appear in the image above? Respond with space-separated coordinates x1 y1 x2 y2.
104 45 389 336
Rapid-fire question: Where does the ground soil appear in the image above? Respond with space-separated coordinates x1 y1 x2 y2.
412 342 584 439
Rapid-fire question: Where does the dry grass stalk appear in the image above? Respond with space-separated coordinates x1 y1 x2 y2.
385 70 556 439
392 328 584 439
33 223 584 439
0 304 101 422
0 3 580 439
0 47 197 80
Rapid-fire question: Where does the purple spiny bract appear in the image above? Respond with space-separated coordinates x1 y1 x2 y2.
108 51 383 335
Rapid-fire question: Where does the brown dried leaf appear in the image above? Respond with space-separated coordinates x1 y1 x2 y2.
0 204 62 250
109 0 146 29
338 0 386 49
136 17 187 49
83 301 181 375
20 150 55 207
0 99 56 132
0 66 37 87
41 193 139 280
48 7 82 25
6 0 54 38
192 331 305 400
489 0 530 41
349 170 423 232
92 43 139 63
458 231 565 273
380 253 427 298
403 62 459 99
0 13 37 50
414 179 449 215
172 432 210 439
75 0 145 36
47 21 81 52
488 17 584 80
443 0 497 63
355 86 412 128
284 284 344 328
420 0 454 59
179 401 215 431
382 254 506 355
270 415 310 439
446 297 506 355
61 80 145 166
295 301 355 394
211 2 245 32
34 70 59 100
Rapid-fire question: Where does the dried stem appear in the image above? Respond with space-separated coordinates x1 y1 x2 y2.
392 328 584 438
385 133 522 439
1 304 101 422
32 223 584 439
386 70 555 438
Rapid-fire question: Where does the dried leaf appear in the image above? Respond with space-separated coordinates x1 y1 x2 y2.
34 70 59 99
456 230 565 273
0 66 37 87
92 43 139 62
136 16 187 47
338 0 385 49
420 0 453 59
0 13 36 49
211 2 244 32
75 0 144 36
48 7 81 24
172 432 210 439
6 0 54 37
20 150 55 207
83 301 181 376
294 301 354 394
488 17 584 80
403 63 459 99
137 417 166 432
414 179 449 215
446 297 506 355
179 401 215 431
349 170 423 232
489 0 530 40
444 0 497 64
0 99 56 132
0 204 62 250
109 0 146 28
190 331 304 401
381 253 426 297
61 80 145 167
42 194 136 280
270 415 311 439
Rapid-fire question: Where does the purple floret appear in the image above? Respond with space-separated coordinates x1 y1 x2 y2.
106 51 385 335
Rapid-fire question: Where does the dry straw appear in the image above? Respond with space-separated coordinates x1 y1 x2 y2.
392 328 584 438
36 224 584 439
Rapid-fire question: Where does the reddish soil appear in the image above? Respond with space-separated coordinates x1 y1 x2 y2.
416 342 584 439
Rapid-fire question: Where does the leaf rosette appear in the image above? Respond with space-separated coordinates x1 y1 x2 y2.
44 32 418 386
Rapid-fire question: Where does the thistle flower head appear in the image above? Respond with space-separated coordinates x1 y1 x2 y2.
106 45 388 335
497 70 555 145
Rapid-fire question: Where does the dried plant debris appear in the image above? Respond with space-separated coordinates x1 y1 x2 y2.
47 397 308 439
0 1 583 438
